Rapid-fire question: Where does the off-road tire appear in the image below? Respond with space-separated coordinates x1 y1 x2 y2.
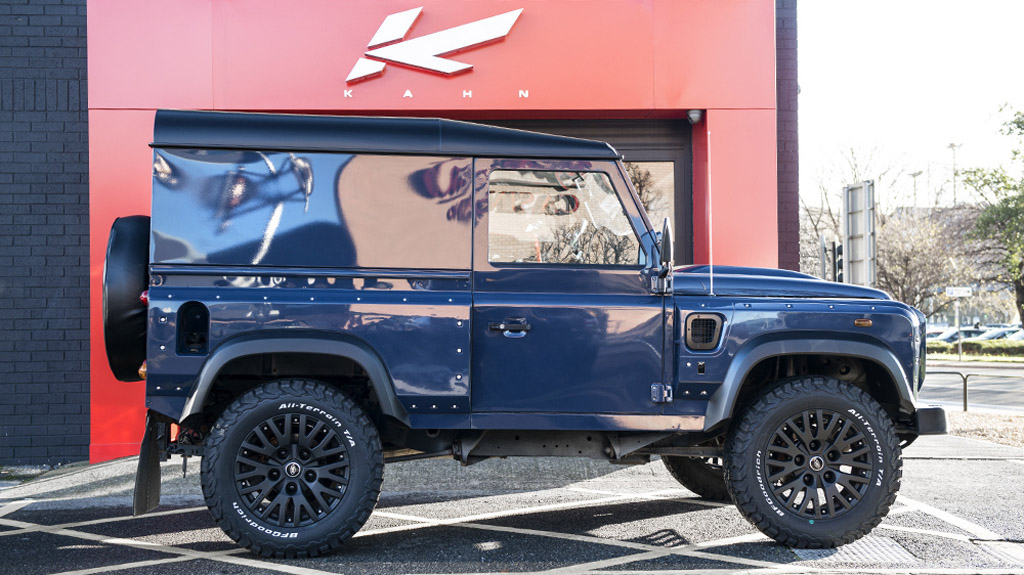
724 376 901 548
102 215 150 381
201 379 383 558
662 456 731 501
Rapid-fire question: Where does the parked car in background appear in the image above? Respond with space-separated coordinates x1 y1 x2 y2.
1007 329 1024 341
962 327 1022 343
933 328 987 343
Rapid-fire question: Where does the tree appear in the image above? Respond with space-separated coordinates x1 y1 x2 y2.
962 110 1024 326
799 148 977 320
875 209 967 316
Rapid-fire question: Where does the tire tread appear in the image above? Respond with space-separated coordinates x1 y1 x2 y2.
724 376 902 548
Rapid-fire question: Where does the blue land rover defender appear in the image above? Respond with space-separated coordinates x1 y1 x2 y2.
103 110 946 558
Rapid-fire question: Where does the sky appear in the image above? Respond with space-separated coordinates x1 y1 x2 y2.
798 1 1024 208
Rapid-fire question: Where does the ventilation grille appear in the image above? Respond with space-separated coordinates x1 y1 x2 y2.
686 314 723 351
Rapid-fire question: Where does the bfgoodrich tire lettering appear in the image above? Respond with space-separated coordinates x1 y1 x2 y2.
724 376 902 548
201 379 383 558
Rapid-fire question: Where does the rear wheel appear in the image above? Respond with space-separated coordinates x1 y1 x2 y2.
201 379 383 558
724 377 901 548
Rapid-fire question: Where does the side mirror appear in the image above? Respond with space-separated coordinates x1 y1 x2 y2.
659 217 674 277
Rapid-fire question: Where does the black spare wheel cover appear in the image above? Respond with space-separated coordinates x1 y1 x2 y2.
103 215 150 382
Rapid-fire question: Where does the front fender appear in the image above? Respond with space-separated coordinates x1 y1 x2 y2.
704 338 914 432
180 331 409 425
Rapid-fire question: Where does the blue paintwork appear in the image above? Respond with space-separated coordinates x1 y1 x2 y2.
143 140 927 434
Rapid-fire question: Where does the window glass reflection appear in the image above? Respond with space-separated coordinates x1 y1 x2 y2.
487 170 641 266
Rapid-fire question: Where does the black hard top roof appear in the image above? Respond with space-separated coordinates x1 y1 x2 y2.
152 110 620 160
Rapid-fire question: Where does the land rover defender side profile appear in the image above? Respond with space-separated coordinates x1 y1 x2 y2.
103 110 946 557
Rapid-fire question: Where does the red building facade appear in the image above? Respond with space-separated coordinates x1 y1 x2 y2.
87 0 797 462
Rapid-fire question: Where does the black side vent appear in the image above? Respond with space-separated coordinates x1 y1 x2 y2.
686 313 723 351
177 301 210 355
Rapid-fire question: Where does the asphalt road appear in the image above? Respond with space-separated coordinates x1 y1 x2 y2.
921 361 1024 413
2 434 1024 575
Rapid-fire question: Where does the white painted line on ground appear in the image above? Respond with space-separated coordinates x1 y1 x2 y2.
0 515 340 575
589 564 1024 568
541 549 670 574
0 505 206 538
977 541 1024 565
46 554 201 575
875 523 973 542
0 499 34 518
792 535 916 564
565 486 730 508
376 489 801 574
693 533 771 547
898 496 1004 541
456 520 793 571
368 490 657 531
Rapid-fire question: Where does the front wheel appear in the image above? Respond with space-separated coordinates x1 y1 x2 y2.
201 379 383 558
724 377 902 548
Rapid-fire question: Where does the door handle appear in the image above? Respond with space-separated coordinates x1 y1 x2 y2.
489 320 531 338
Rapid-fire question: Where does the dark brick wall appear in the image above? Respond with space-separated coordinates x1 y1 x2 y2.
0 0 89 465
777 0 800 271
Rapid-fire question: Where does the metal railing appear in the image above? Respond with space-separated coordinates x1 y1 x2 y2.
928 370 1024 412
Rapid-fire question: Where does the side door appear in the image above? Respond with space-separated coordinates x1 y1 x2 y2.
470 159 667 416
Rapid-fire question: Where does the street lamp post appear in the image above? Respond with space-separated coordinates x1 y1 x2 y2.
909 170 923 207
948 143 962 204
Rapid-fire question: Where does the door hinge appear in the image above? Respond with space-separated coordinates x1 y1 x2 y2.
650 383 673 403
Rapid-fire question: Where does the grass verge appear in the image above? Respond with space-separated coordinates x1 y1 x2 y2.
946 410 1024 449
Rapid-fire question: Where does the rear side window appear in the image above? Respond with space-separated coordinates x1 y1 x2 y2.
487 170 641 266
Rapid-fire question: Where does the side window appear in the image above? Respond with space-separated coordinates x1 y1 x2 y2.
487 170 641 266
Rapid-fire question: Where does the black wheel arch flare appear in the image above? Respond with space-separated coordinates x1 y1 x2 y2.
179 331 409 426
705 337 915 433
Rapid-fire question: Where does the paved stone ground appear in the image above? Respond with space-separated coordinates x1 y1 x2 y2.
2 434 1024 574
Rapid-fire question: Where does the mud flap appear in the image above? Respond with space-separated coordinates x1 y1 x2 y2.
133 412 165 516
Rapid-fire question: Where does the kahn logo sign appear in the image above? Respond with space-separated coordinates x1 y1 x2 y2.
346 6 523 83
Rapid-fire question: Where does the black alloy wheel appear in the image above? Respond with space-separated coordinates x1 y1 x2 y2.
201 379 383 558
234 411 352 528
762 407 872 520
724 376 902 548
